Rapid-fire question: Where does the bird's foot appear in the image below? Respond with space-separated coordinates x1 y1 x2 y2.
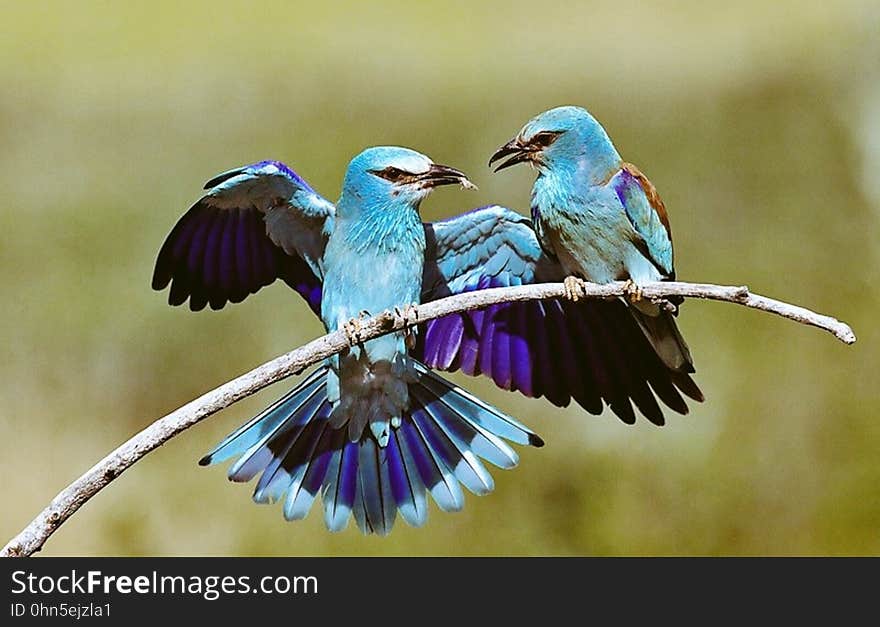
623 279 644 303
343 313 370 347
394 304 420 349
563 276 587 302
394 304 419 329
342 318 362 346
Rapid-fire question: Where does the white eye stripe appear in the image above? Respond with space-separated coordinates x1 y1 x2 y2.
382 154 432 175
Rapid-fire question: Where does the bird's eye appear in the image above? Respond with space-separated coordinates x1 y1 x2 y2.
532 131 561 146
371 167 409 182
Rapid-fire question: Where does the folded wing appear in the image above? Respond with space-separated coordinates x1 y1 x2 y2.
152 160 332 312
610 162 674 278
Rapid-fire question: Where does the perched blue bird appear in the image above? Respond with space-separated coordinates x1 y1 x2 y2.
152 148 544 534
489 105 703 415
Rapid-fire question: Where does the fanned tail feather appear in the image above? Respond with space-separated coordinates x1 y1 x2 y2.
200 363 542 535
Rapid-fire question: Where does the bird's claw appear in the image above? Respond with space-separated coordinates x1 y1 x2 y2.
623 279 643 303
343 317 365 347
563 276 587 302
393 304 419 329
395 304 420 349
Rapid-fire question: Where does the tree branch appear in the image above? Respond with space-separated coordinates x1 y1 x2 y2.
1 280 855 557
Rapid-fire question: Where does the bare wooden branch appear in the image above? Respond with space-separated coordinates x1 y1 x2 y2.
1 280 855 557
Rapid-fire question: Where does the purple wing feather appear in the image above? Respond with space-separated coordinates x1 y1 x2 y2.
153 160 331 313
509 300 532 397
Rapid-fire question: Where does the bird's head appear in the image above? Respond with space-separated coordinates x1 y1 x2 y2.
489 106 621 183
341 146 475 214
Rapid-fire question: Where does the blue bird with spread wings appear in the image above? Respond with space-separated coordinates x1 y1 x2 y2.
489 105 703 412
153 148 545 535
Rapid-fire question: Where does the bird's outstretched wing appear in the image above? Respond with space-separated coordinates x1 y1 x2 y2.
417 205 701 426
152 160 332 312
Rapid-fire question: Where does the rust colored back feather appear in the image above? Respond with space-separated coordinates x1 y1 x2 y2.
621 162 671 239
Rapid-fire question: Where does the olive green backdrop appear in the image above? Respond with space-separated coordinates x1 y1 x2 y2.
1 1 877 555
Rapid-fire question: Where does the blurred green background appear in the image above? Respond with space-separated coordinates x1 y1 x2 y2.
1 0 877 556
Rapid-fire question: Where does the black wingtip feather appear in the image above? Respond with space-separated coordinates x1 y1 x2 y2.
528 433 545 448
611 399 637 425
599 302 669 426
672 372 704 402
189 287 208 311
198 455 212 466
167 277 189 306
648 413 666 427
151 270 171 291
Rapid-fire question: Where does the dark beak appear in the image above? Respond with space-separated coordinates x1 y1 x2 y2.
417 164 477 190
489 138 534 172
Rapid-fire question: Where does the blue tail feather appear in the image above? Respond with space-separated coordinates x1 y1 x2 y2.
400 413 464 512
201 361 542 534
413 362 543 447
252 402 329 502
411 383 519 470
387 429 428 527
272 412 331 513
199 367 325 467
352 473 369 534
282 421 336 521
356 437 396 535
323 438 358 532
410 387 494 496
228 382 325 483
